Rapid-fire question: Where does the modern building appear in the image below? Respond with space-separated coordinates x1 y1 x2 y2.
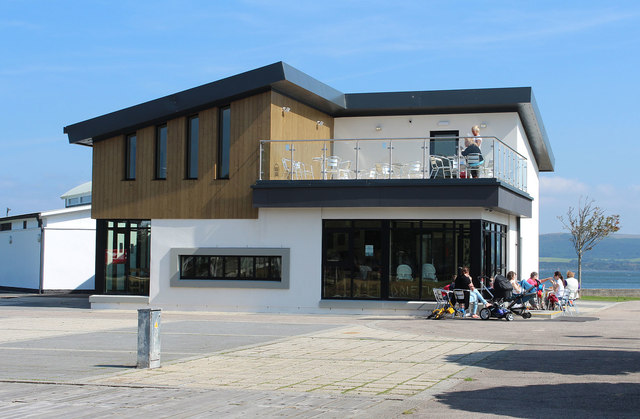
63 62 554 313
0 183 95 293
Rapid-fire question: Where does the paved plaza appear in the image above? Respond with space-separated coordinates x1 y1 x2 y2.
0 294 639 418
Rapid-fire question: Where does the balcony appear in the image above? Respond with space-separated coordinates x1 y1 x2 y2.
253 137 532 217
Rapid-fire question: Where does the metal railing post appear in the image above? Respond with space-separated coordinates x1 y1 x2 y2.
355 140 360 180
258 141 263 180
388 139 393 179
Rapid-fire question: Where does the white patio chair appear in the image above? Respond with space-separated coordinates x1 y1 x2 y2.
325 155 341 179
560 288 579 316
375 162 392 179
406 161 423 179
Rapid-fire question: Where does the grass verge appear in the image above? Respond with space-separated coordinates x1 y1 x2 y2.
580 296 640 302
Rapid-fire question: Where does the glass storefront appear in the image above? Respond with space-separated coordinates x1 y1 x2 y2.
101 220 150 295
322 219 505 301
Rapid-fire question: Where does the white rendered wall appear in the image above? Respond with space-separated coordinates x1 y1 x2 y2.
333 112 525 168
149 207 513 313
0 224 41 290
41 206 96 290
515 119 540 277
150 209 323 312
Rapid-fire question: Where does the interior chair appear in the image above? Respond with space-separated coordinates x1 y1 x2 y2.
422 263 437 281
396 264 413 281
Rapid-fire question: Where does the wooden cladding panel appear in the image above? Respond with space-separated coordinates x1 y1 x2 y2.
268 91 333 180
92 91 270 220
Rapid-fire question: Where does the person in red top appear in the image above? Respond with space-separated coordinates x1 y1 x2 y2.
526 272 554 309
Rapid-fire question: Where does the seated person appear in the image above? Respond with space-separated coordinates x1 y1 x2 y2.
525 271 552 309
508 271 521 294
454 266 473 315
541 271 564 309
516 274 544 307
564 270 579 299
461 137 484 178
469 287 491 319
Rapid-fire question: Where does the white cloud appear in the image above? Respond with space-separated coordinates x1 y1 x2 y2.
539 176 588 195
539 176 639 234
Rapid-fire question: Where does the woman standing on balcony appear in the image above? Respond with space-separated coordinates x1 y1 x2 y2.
471 125 482 146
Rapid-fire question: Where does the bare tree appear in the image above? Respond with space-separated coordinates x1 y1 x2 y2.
558 197 620 289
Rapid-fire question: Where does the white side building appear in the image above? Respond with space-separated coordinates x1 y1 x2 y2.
0 182 95 292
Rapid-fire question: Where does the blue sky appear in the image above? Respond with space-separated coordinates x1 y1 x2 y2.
1 0 638 233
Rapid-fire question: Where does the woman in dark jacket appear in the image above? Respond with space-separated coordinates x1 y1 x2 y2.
461 137 484 178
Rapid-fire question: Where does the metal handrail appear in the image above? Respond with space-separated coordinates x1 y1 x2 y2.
259 136 527 191
259 136 526 160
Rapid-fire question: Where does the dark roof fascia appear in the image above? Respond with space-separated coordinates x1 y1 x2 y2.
63 63 553 171
341 88 554 172
63 62 347 145
0 212 41 223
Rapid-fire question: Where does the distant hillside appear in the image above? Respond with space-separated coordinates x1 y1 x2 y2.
539 233 640 270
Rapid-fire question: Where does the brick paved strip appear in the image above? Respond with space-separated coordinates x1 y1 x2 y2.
95 325 509 397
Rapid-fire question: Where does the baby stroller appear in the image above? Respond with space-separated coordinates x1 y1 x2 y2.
503 291 534 319
479 274 532 321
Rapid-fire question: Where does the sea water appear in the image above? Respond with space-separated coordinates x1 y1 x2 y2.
539 269 640 289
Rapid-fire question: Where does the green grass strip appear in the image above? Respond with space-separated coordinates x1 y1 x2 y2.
580 296 640 302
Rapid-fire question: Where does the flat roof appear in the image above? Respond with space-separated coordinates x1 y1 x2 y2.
64 61 554 171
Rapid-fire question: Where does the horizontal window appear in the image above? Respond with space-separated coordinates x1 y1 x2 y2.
170 247 290 289
180 255 282 281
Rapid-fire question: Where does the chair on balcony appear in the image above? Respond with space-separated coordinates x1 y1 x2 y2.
297 161 314 179
281 158 294 179
391 163 406 178
338 160 353 179
324 155 341 179
374 162 392 179
430 156 452 179
464 153 484 178
406 161 424 179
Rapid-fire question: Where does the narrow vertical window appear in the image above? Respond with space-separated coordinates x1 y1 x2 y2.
187 115 199 179
156 124 167 179
218 106 230 179
125 133 136 180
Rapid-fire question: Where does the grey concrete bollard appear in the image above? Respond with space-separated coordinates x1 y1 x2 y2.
137 308 161 369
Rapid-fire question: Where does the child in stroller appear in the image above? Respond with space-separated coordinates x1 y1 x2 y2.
480 272 533 321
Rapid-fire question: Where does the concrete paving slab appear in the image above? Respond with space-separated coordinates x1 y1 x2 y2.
0 295 638 417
